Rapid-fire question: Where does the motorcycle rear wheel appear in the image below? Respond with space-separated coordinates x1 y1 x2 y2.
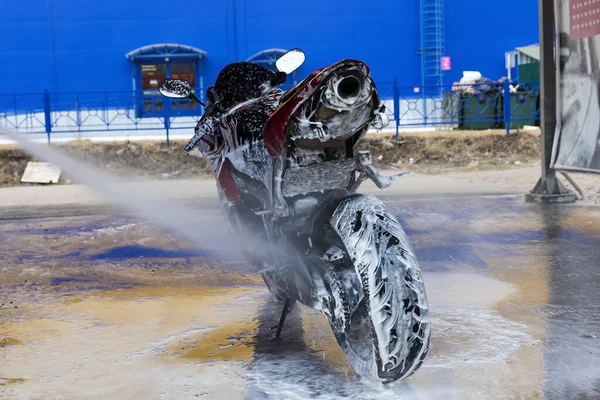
321 194 431 383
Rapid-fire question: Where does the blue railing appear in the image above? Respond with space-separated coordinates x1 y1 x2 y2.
0 81 540 143
0 90 205 145
377 80 540 134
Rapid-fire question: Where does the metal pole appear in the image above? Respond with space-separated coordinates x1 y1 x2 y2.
539 0 556 184
393 80 400 138
503 80 511 135
43 90 52 144
526 0 576 203
164 106 171 147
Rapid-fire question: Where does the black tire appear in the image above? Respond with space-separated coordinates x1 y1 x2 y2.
323 194 431 382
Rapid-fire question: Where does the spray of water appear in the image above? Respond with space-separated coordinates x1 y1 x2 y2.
1 127 241 261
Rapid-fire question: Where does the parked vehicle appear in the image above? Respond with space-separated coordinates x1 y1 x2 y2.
159 49 431 382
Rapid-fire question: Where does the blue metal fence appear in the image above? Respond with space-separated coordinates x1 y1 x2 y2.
0 81 540 143
378 80 540 134
0 90 205 145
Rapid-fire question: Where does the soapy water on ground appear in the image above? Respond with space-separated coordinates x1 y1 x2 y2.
3 127 600 399
0 205 556 400
0 269 540 400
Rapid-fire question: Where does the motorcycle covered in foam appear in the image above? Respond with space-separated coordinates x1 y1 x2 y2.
159 49 431 382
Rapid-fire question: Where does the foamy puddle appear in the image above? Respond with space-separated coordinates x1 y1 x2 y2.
0 271 546 400
0 286 266 399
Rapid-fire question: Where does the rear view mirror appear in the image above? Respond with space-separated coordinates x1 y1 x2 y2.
159 79 191 99
276 48 306 74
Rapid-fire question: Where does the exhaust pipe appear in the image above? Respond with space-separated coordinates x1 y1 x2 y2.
322 67 373 110
336 75 361 99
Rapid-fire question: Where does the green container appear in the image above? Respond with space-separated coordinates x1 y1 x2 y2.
458 91 501 130
508 92 539 129
442 92 461 125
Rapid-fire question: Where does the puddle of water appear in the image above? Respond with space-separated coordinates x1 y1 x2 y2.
300 309 352 374
178 321 259 361
0 337 23 347
63 297 83 304
90 245 207 260
0 285 266 399
241 271 545 400
0 377 25 386
0 255 549 399
425 271 515 308
564 211 600 236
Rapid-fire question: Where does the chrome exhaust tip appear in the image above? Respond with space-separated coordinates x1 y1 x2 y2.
324 69 372 109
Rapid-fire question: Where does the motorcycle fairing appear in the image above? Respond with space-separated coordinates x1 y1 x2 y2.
213 94 282 202
217 162 242 202
262 59 372 156
220 93 282 149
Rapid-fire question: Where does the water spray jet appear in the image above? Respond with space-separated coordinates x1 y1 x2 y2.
1 127 241 262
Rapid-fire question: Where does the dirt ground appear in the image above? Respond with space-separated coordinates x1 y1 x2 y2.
1 129 599 204
447 166 600 204
0 140 212 186
362 129 542 173
0 130 540 185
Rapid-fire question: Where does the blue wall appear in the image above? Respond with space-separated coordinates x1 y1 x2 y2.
0 0 538 95
444 0 539 83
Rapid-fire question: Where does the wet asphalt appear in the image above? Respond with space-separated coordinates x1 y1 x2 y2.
1 195 599 400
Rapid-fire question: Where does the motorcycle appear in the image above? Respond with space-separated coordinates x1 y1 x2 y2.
158 49 431 383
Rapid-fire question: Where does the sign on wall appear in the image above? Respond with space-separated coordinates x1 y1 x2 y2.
441 56 451 71
552 0 600 172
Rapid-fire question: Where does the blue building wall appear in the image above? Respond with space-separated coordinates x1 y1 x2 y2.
444 0 540 83
0 0 538 95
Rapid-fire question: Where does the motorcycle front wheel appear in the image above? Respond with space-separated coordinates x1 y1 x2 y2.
314 194 431 383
